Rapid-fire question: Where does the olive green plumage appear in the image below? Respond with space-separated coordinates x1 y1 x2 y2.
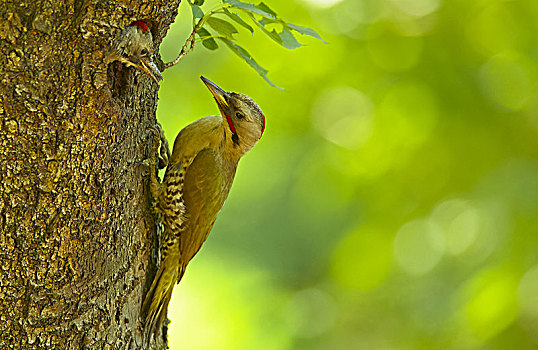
142 77 265 342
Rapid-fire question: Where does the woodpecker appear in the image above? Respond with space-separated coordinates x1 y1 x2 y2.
142 76 265 340
106 20 163 83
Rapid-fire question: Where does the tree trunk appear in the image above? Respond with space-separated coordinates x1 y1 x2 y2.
0 1 180 348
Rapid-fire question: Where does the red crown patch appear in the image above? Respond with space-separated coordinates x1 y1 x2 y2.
130 20 149 33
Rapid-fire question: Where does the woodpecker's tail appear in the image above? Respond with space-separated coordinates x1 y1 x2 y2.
142 250 180 344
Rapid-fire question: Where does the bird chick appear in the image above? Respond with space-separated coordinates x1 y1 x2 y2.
142 76 265 342
107 20 163 83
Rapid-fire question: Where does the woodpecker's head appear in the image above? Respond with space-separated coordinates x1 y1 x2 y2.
107 21 163 83
201 76 265 153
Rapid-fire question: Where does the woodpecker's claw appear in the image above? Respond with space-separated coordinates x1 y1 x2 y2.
147 125 170 169
138 159 152 177
155 123 170 169
145 127 168 213
147 128 161 165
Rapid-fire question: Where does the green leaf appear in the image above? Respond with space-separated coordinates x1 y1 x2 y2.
255 2 277 17
219 37 282 89
196 27 219 50
248 13 282 46
223 8 254 34
193 0 205 5
259 17 276 26
279 28 302 49
207 17 238 38
191 4 204 19
286 23 327 44
223 0 276 19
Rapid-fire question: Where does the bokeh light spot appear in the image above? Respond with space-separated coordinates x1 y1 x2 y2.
463 268 519 341
312 86 375 149
393 218 444 276
331 227 392 291
390 0 442 17
478 53 536 111
430 199 480 255
466 3 527 56
168 259 291 350
300 0 344 9
518 265 538 318
390 12 438 37
517 265 538 342
314 0 383 35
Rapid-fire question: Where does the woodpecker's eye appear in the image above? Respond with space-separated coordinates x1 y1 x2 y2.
141 49 148 56
236 112 244 119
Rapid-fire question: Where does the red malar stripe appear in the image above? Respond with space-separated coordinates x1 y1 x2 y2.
225 114 237 134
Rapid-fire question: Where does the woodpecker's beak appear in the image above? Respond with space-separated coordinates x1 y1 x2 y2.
201 76 229 112
130 58 163 83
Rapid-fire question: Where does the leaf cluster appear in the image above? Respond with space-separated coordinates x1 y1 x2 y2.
185 0 325 88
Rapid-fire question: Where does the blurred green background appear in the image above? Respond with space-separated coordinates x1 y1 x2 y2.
156 0 538 348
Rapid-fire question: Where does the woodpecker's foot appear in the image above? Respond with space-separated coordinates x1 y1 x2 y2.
138 159 151 177
154 122 170 170
146 127 167 204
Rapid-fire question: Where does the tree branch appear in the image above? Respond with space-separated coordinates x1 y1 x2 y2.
163 8 224 70
163 27 197 70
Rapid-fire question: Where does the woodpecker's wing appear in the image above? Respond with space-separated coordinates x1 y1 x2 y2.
180 147 237 267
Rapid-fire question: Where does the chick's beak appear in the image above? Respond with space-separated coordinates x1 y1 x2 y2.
140 59 163 83
130 58 163 83
201 76 229 113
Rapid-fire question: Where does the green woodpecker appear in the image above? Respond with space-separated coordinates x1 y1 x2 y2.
142 76 265 340
106 20 163 83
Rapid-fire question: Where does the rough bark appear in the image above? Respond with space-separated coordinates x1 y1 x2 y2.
0 0 180 348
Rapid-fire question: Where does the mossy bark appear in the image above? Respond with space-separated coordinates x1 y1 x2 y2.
0 1 180 348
